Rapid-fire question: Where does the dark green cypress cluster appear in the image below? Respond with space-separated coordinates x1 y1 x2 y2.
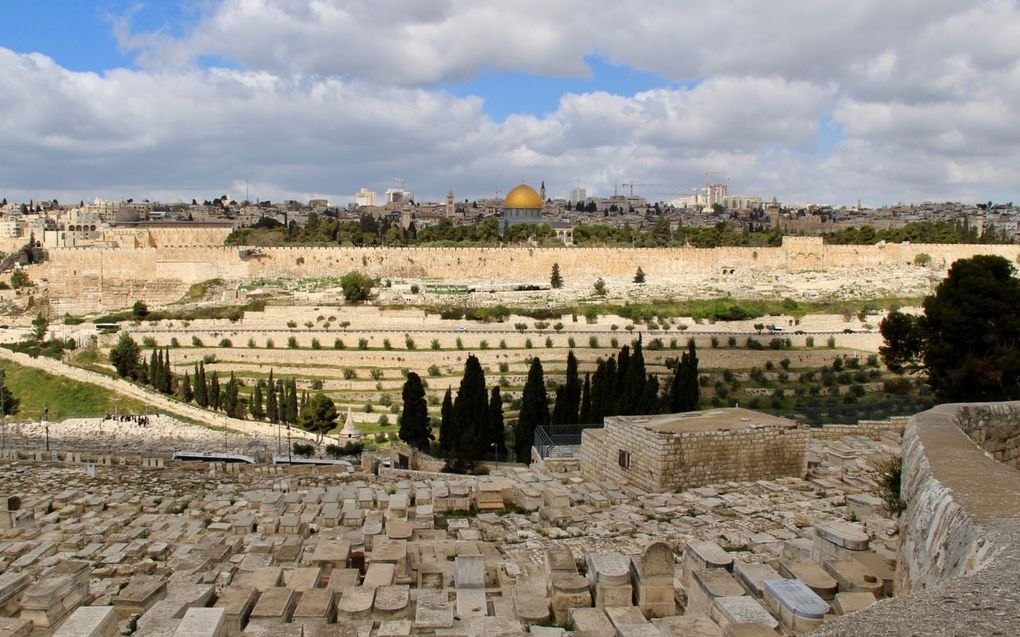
399 372 432 451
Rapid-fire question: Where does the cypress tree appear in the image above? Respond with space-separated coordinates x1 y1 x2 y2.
670 338 701 412
590 359 606 423
180 372 193 403
640 373 660 415
222 372 238 417
562 350 581 425
194 363 208 408
602 356 618 417
621 338 646 415
267 378 278 423
163 349 173 394
209 371 221 410
515 357 549 463
579 373 592 423
487 387 507 460
252 380 265 420
150 349 160 390
286 378 298 424
439 387 453 454
684 339 700 411
450 355 488 465
399 372 431 451
614 346 630 414
550 385 566 425
276 380 286 423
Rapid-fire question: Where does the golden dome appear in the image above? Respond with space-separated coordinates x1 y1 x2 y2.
504 184 543 209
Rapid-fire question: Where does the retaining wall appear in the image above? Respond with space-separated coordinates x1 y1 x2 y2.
815 401 1020 635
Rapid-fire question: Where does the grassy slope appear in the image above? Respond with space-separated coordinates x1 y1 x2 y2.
1 360 149 422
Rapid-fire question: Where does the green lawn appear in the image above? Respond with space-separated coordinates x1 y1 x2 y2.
0 360 149 422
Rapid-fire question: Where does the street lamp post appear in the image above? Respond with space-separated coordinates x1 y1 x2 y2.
43 406 49 453
1 368 5 451
287 425 292 463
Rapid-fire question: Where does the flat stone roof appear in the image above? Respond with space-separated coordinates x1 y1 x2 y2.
609 408 798 434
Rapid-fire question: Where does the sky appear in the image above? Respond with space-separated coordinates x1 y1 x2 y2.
1 0 1019 207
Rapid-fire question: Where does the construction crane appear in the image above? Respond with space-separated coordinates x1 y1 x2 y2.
620 182 662 197
393 178 407 191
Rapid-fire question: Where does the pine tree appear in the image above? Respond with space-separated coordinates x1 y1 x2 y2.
439 387 453 454
633 266 646 284
194 363 208 408
267 379 278 423
252 381 265 420
487 387 507 460
550 263 563 289
209 372 221 410
286 378 298 424
515 357 549 463
450 355 488 465
399 372 431 451
562 350 581 425
180 372 193 403
579 373 592 423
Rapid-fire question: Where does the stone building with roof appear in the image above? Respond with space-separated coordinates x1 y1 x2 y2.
500 183 545 231
579 408 808 492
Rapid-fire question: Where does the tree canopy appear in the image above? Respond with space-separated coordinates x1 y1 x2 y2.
880 255 1020 401
299 393 339 434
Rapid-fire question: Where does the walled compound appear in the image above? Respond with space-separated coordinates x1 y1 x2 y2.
580 409 807 492
21 236 1020 314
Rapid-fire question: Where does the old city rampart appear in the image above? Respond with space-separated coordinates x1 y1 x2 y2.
24 236 1020 313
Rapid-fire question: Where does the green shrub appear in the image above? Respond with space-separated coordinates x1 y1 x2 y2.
343 368 357 379
589 336 599 348
170 337 180 348
292 442 315 457
266 338 274 348
358 338 369 350
545 337 554 348
142 336 157 348
405 336 415 350
334 338 345 349
370 369 384 380
311 338 321 350
192 336 203 347
431 339 441 350
428 365 441 377
287 336 298 349
219 338 232 348
383 339 392 350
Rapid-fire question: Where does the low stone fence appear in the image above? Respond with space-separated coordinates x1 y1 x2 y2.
815 401 1020 635
809 417 909 441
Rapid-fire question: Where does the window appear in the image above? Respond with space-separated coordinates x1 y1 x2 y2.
618 450 631 469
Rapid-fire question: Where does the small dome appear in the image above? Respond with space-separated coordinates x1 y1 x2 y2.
504 184 543 210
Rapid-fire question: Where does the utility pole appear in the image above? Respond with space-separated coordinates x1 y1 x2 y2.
43 406 49 452
287 425 292 463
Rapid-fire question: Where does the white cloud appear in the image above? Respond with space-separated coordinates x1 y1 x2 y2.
3 0 1020 205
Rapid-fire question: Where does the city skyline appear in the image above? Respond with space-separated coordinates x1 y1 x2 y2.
1 1 1019 206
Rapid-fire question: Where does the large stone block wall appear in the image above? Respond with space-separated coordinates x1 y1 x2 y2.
952 403 1020 469
809 418 909 441
24 237 1020 314
580 418 808 492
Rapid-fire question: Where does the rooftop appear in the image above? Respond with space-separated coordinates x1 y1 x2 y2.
610 407 798 434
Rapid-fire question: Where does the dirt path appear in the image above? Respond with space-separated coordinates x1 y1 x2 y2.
0 347 318 441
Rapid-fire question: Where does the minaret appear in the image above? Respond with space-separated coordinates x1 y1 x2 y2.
540 181 546 202
446 188 455 217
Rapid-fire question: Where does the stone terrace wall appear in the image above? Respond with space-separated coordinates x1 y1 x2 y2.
816 402 1020 636
25 237 1020 314
581 418 808 492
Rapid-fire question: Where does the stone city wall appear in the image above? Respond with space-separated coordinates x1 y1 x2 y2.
815 401 1020 635
580 418 808 492
24 237 1020 314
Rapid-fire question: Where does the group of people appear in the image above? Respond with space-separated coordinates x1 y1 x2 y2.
103 414 150 426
